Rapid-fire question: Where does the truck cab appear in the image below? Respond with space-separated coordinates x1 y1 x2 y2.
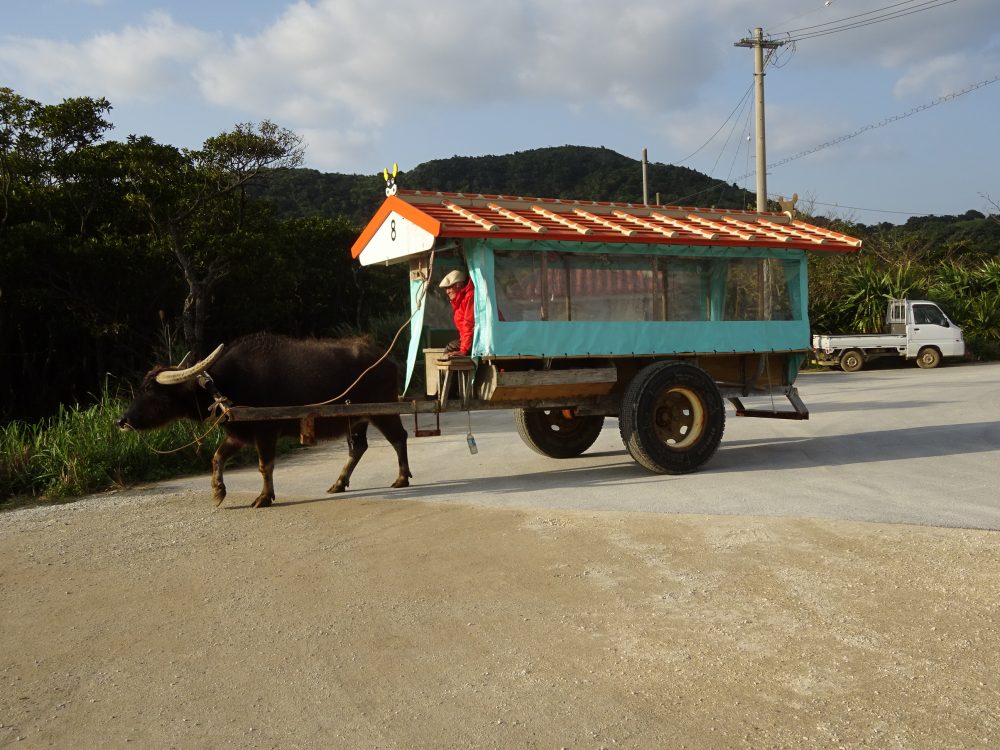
888 299 965 360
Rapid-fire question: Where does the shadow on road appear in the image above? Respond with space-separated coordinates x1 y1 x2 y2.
264 420 998 511
271 460 660 508
715 420 999 472
803 399 956 414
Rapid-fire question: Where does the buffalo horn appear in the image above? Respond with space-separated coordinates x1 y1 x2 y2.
155 343 225 385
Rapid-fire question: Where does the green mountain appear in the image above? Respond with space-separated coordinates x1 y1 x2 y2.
252 145 756 227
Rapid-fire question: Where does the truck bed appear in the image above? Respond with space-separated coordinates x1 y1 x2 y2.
812 333 906 350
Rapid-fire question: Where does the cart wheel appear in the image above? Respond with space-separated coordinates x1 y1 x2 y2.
840 349 864 372
916 346 941 369
619 361 725 475
514 409 605 458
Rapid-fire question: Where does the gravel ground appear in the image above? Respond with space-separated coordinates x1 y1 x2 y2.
2 483 998 748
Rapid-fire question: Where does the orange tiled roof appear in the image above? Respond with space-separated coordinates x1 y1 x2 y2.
351 190 863 258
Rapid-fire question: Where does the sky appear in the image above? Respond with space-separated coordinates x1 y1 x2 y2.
3 0 999 224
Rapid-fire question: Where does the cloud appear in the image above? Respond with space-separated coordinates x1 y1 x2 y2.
762 0 1000 100
195 1 742 128
764 0 999 64
3 0 995 177
188 0 767 168
896 54 974 99
189 0 1000 169
0 11 215 101
296 125 379 173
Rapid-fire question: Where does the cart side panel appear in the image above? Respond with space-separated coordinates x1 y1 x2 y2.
473 239 810 359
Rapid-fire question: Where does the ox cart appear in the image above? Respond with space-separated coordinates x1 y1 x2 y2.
225 189 862 475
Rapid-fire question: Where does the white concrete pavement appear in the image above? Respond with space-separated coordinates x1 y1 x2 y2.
155 361 1000 530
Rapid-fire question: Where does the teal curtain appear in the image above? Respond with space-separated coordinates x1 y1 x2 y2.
404 273 429 394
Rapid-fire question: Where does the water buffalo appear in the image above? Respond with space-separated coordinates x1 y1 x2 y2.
117 332 412 507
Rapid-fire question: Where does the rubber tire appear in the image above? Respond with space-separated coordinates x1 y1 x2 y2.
619 361 725 475
840 349 864 373
514 409 605 459
916 346 941 369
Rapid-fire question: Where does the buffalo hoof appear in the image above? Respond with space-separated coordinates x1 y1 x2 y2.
328 482 347 494
252 494 273 508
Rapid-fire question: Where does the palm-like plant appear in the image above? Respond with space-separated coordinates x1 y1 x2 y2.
836 258 925 333
930 260 1000 358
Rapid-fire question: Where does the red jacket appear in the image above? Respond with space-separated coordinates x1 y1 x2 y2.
450 281 475 355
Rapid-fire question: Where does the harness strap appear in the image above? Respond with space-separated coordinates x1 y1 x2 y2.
196 372 232 418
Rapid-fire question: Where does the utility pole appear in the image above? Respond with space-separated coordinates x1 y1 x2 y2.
735 28 784 213
641 148 649 206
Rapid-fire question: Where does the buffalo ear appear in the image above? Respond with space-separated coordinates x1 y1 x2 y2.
155 344 225 385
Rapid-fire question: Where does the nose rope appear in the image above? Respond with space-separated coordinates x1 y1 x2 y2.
139 410 228 455
130 387 229 456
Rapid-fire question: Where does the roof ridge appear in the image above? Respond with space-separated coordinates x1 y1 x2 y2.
397 188 787 217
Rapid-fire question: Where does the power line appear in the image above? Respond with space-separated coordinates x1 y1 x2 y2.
773 194 934 217
782 0 954 36
672 37 790 201
710 87 753 181
715 102 755 207
776 0 958 42
738 73 1000 179
765 42 796 70
670 95 755 206
704 90 755 207
776 0 942 34
730 0 974 219
673 45 788 169
765 1 838 37
670 171 748 207
729 103 754 186
674 83 753 165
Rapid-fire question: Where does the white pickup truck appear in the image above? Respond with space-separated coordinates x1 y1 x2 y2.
812 298 965 372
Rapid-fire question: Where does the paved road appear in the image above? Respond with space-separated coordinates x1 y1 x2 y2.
159 361 1000 530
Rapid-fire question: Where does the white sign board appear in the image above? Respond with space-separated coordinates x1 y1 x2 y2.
357 210 436 266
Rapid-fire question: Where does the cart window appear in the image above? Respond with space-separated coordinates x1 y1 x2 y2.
723 258 797 321
664 258 711 321
494 251 666 322
565 254 662 322
493 251 547 321
493 251 796 322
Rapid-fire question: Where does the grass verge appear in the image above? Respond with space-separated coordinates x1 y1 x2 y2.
1 385 243 508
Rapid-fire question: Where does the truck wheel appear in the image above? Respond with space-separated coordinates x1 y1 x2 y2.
514 409 605 458
916 346 941 369
840 349 864 372
619 361 725 475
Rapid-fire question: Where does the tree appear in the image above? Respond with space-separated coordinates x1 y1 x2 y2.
0 88 113 231
982 193 1000 228
0 90 134 420
0 88 35 229
121 121 304 354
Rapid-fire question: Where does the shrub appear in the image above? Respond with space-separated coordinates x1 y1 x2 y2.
1 384 224 505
